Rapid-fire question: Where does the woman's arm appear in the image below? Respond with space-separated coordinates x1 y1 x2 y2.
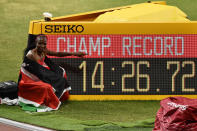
46 49 87 57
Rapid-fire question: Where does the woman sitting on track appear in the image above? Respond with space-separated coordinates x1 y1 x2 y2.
18 34 86 112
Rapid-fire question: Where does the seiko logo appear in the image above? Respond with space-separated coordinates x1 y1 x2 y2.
45 25 84 33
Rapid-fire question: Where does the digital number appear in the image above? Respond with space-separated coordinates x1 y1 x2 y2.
79 60 195 93
167 61 180 92
182 61 195 92
122 61 135 92
121 61 150 92
79 61 104 92
167 61 195 92
79 61 86 92
137 61 150 92
92 61 104 92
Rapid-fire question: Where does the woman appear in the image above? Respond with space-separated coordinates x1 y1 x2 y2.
18 34 86 112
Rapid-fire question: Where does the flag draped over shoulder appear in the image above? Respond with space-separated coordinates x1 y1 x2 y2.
18 55 70 112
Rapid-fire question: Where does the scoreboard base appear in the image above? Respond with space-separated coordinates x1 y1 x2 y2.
69 95 197 100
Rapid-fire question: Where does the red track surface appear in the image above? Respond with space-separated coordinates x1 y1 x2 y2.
0 123 29 131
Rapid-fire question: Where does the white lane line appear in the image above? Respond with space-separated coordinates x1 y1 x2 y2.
0 117 54 131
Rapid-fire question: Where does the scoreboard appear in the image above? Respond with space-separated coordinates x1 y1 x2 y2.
28 22 197 100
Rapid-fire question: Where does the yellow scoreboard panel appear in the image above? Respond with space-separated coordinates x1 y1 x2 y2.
28 3 197 100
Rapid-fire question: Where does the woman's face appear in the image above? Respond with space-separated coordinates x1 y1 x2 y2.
36 40 47 53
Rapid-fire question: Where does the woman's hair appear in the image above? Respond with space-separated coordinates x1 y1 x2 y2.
23 34 48 59
35 34 47 44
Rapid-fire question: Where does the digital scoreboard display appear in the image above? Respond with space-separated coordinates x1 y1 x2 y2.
45 34 197 99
